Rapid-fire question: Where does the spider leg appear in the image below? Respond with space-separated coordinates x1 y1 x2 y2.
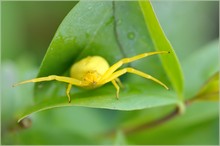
102 67 169 90
100 51 169 82
66 84 72 103
13 75 85 103
13 75 83 87
111 80 120 99
115 78 124 88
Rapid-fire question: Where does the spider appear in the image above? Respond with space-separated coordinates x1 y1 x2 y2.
14 51 169 103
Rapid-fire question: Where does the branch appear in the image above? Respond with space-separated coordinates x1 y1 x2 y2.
123 106 180 135
104 99 195 137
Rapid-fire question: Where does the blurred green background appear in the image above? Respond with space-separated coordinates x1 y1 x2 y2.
1 1 219 145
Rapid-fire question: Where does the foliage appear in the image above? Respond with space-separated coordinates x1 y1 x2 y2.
1 1 219 145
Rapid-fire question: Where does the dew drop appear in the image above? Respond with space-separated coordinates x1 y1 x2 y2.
117 19 122 25
127 32 135 40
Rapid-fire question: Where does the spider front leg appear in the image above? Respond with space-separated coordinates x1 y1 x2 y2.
99 51 169 82
115 78 124 88
13 75 84 103
101 67 168 98
66 84 72 103
13 75 83 86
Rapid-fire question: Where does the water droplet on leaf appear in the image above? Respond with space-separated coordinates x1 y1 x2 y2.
127 32 135 40
117 19 122 25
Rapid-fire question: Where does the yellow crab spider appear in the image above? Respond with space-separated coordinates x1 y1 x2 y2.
13 51 169 103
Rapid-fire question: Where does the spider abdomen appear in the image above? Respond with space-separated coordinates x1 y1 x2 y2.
70 56 110 82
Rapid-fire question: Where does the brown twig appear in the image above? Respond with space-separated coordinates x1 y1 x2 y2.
104 99 195 137
104 106 180 138
123 106 180 135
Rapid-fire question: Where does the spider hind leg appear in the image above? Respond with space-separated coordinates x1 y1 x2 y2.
111 80 120 99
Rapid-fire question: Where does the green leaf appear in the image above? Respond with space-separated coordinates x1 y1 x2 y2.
17 1 182 121
139 0 184 99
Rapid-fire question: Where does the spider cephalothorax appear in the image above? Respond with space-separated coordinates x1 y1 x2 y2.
14 51 169 103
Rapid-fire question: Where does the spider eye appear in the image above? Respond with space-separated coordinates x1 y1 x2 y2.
83 71 100 84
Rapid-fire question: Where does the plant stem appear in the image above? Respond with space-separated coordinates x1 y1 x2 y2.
123 106 180 135
105 99 196 137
